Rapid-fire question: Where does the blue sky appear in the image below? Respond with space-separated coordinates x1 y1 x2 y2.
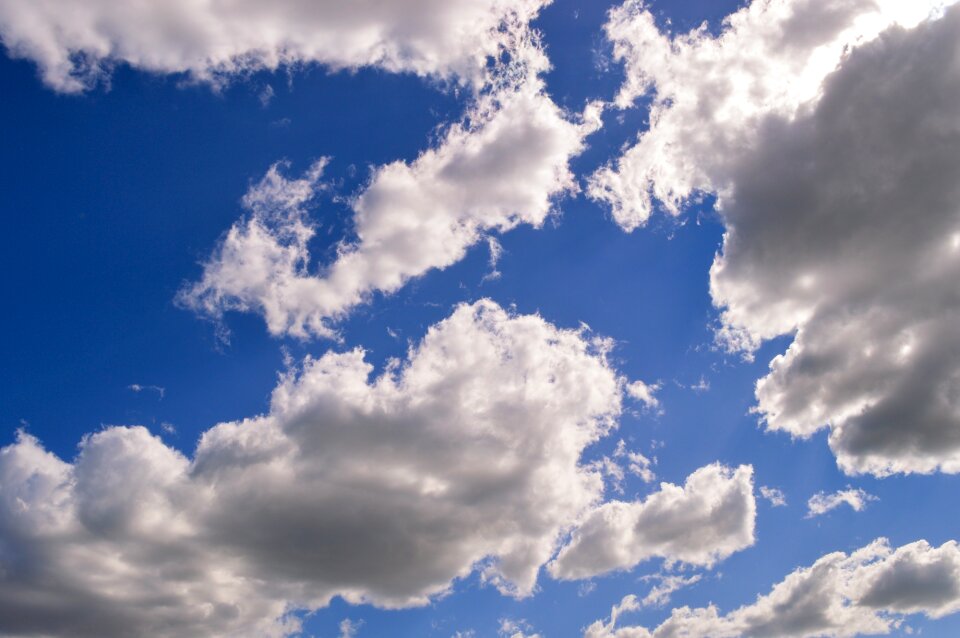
2 1 960 637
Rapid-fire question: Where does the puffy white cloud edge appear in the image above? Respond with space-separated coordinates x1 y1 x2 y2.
585 538 960 638
594 0 960 476
0 300 751 637
550 464 755 580
0 0 550 92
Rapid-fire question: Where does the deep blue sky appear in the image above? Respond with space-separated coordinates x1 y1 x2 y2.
2 0 958 636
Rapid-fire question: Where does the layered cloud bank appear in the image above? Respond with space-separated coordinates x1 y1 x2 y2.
0 0 549 91
0 301 753 637
596 0 960 475
585 538 960 638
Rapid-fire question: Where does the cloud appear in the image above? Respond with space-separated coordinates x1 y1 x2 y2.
639 573 702 609
711 6 960 475
584 538 960 638
0 0 550 92
549 464 755 580
338 618 364 638
625 380 660 410
806 488 877 518
180 31 602 339
583 594 643 638
127 383 165 399
499 618 542 638
0 300 628 637
759 486 787 507
589 0 952 230
596 0 960 476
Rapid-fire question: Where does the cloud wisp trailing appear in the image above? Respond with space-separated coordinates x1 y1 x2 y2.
806 488 877 519
180 22 603 339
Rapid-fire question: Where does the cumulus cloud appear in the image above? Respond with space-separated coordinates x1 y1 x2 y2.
180 30 602 338
596 0 960 475
712 6 960 475
583 538 960 638
590 0 951 230
0 0 550 92
759 486 787 507
0 300 628 637
806 488 877 518
549 464 755 580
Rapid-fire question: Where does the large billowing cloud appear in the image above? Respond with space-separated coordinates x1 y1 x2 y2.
589 0 951 230
584 538 960 638
549 464 755 580
0 0 548 92
0 301 757 637
713 6 960 476
1 299 702 637
595 0 960 475
180 32 601 339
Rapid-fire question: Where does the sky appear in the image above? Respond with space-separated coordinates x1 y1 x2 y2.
1 0 960 637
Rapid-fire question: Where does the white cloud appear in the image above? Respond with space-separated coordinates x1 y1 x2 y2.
806 487 877 518
548 464 755 580
499 618 542 638
595 0 960 476
338 618 364 638
620 442 656 484
625 380 660 410
759 486 787 507
0 300 627 637
583 594 643 638
180 31 602 339
639 573 702 609
0 0 550 92
585 538 960 638
590 0 952 230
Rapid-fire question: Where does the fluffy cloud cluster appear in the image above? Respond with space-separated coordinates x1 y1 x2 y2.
0 0 549 92
584 538 960 638
596 0 960 475
549 464 755 580
0 301 623 636
0 300 761 637
590 0 951 230
180 30 601 338
806 488 877 519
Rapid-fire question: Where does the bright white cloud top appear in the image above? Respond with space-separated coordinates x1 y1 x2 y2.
806 488 877 519
0 0 550 92
594 0 960 476
584 538 960 638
